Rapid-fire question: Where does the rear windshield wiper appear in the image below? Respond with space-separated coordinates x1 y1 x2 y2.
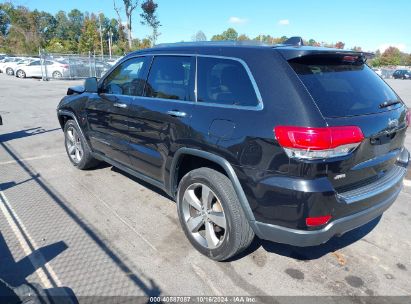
379 99 402 108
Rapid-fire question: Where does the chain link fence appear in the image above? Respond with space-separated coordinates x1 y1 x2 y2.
38 51 122 80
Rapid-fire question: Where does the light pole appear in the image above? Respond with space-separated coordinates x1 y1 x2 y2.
98 12 104 60
108 30 113 59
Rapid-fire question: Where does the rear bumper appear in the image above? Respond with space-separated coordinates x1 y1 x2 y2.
250 148 409 246
253 180 402 246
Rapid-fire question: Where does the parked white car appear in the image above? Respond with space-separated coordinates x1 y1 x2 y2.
3 58 36 76
0 57 23 74
15 60 69 79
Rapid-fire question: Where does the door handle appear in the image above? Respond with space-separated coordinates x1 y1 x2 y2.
113 102 127 109
167 110 187 118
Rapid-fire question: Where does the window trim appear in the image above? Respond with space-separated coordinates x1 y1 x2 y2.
100 53 264 110
194 55 263 110
143 55 196 102
101 56 150 96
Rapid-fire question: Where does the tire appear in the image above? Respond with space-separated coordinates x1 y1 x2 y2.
177 167 254 261
64 120 99 170
6 67 14 76
52 71 62 78
16 69 26 78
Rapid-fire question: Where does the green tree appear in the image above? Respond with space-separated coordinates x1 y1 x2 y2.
140 0 160 46
211 28 238 41
380 47 402 66
114 0 139 49
237 34 250 41
78 14 100 54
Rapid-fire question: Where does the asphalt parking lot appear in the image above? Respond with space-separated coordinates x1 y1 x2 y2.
0 74 411 299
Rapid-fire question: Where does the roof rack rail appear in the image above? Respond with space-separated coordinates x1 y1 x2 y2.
283 36 304 46
154 40 270 48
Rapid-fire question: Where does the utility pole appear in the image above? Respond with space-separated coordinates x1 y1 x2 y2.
108 30 113 59
98 12 104 60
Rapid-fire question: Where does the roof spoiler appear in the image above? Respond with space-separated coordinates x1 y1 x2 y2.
283 36 304 46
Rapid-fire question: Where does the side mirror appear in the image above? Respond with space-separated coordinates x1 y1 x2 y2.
84 77 98 93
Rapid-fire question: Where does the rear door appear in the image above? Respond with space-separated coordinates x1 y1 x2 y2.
127 55 195 182
288 54 408 190
86 56 150 166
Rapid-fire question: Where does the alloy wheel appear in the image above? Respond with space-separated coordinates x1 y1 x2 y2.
53 71 62 78
181 183 227 249
17 70 25 78
65 126 83 163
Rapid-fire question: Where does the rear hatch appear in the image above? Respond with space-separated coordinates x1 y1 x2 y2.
285 52 408 191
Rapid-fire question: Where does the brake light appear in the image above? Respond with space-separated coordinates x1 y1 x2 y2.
406 109 411 127
306 215 332 227
60 64 69 69
274 126 364 159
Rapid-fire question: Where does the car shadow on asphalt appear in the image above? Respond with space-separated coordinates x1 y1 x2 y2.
0 232 77 303
0 141 163 298
0 127 60 142
231 216 381 261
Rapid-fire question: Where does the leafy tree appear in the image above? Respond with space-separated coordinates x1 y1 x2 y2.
78 14 100 54
67 9 84 43
192 30 207 41
211 28 238 41
114 0 139 49
0 5 10 36
351 46 362 52
140 0 160 46
380 46 402 66
237 34 250 41
132 37 151 49
307 39 320 46
54 11 69 40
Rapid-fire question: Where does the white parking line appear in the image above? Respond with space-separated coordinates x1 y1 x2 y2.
404 179 411 187
0 190 62 288
0 153 64 166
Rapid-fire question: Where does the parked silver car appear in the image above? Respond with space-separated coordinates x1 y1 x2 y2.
15 60 69 79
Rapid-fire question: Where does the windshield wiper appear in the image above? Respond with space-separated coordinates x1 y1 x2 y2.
379 99 402 108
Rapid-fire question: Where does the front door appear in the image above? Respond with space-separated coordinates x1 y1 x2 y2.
127 55 195 183
86 56 150 167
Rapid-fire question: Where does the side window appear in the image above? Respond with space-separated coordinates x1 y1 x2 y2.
30 61 41 66
197 57 259 107
102 57 147 96
144 56 194 101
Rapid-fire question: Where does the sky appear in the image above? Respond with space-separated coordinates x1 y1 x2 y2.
11 0 411 52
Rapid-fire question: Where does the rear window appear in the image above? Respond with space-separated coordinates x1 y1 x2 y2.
289 55 400 117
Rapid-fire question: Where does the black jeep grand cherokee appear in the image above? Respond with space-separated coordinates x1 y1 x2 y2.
57 40 410 261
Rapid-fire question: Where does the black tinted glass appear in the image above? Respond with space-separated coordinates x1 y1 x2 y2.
145 56 193 101
102 57 147 96
197 57 259 107
289 55 400 117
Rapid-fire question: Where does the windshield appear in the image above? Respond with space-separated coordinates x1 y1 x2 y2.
289 55 401 117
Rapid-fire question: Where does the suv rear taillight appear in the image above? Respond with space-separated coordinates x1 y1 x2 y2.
406 109 411 127
274 126 364 160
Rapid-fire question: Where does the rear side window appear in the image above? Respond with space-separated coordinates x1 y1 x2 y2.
197 57 259 107
144 56 194 101
289 55 400 117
